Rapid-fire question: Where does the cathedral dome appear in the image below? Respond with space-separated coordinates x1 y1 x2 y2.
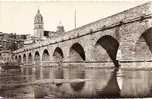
34 9 43 24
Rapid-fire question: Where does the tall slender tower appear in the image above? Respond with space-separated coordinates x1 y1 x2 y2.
34 9 44 38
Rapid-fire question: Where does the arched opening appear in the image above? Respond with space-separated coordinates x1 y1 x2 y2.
69 43 86 91
28 53 32 64
94 35 120 97
23 54 26 64
42 49 50 79
95 67 121 97
69 43 85 61
34 51 40 64
53 47 64 62
135 28 152 61
15 56 17 62
42 49 50 61
18 55 22 63
15 56 17 59
34 51 41 80
95 35 119 67
53 47 64 81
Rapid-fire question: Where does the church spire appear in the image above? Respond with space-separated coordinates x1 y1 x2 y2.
34 9 44 38
37 9 40 13
34 9 43 24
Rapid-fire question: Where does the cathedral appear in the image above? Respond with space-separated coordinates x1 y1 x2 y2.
34 9 44 38
24 9 65 46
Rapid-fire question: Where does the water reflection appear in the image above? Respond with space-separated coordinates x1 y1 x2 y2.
0 64 123 98
0 68 34 98
68 64 85 91
96 67 120 97
35 67 41 80
1 63 152 98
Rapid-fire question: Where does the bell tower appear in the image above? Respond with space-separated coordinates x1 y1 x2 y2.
34 9 44 38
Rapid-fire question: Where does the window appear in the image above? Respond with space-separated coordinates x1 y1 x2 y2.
44 31 49 37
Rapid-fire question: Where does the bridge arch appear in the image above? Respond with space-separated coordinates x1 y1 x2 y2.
69 42 86 91
34 51 40 64
42 49 50 61
94 35 121 96
28 53 33 64
52 47 64 82
53 47 64 62
135 27 152 61
18 55 22 63
69 42 85 62
41 49 50 79
95 35 119 67
23 54 26 64
15 56 17 61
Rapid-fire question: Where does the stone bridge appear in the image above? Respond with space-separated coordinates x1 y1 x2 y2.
13 2 152 98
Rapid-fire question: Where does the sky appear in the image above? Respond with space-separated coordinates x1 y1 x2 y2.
0 0 149 35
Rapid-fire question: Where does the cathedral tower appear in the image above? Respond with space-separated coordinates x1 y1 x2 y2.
34 9 44 38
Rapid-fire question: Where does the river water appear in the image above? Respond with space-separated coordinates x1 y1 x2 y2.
0 63 152 98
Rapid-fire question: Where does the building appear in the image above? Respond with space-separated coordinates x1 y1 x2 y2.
24 9 65 46
34 9 65 39
34 9 44 38
0 32 28 63
0 32 27 51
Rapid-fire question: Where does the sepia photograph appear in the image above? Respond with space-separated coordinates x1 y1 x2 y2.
0 0 152 98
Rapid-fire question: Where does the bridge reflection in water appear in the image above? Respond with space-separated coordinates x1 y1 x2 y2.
0 62 152 98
